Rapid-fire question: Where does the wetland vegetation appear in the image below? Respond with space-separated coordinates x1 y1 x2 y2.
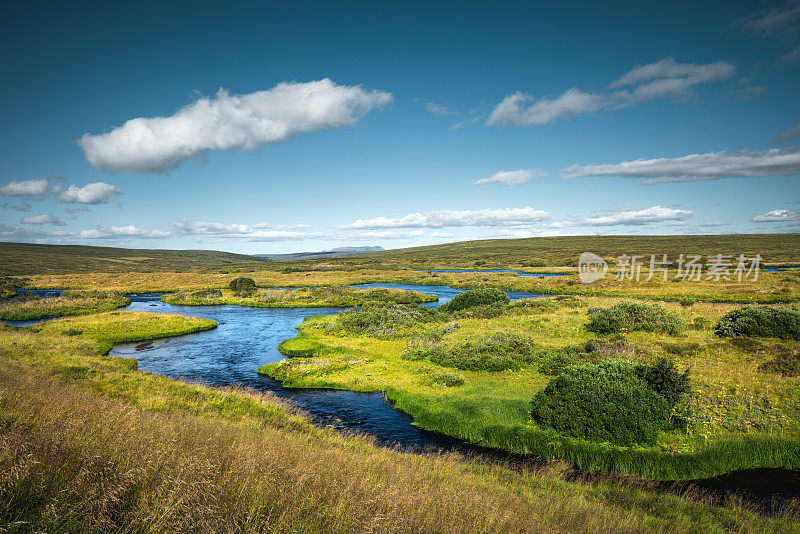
1 237 799 531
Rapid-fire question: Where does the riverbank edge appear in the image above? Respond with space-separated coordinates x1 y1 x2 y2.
257 326 800 482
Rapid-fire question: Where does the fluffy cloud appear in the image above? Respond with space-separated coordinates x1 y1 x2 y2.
78 225 170 239
171 219 323 241
752 209 800 222
54 182 122 204
0 179 49 197
562 145 800 183
487 58 734 126
21 214 66 226
579 206 693 226
474 169 546 186
347 230 425 240
340 208 551 229
79 79 393 173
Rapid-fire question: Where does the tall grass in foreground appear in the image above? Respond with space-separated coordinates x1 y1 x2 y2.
1 363 798 533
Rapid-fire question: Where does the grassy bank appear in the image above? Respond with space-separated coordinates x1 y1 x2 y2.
1 312 797 532
0 290 130 321
161 285 438 308
25 266 800 303
260 296 800 480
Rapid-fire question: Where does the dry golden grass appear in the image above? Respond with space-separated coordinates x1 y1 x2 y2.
2 361 798 533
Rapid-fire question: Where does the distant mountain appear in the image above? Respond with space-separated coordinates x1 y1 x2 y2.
254 246 384 261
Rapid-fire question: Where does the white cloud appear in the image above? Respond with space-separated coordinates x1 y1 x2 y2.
487 58 734 126
430 231 455 238
752 209 800 222
340 207 551 229
21 214 66 226
782 45 800 64
474 169 546 186
347 230 425 240
776 122 800 143
562 145 800 183
78 225 170 239
170 219 323 241
580 206 693 226
487 89 603 126
425 102 453 116
54 182 122 204
740 1 800 37
0 179 49 197
79 79 393 173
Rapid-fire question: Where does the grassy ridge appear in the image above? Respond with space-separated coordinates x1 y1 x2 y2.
0 242 268 275
1 312 797 531
260 297 800 480
344 234 800 267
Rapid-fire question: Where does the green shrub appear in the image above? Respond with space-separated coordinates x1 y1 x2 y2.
714 306 800 341
536 345 596 375
691 317 708 331
758 350 800 377
634 357 691 406
530 360 669 446
228 277 256 296
679 297 697 307
428 333 537 371
586 301 687 335
335 303 446 338
439 288 509 313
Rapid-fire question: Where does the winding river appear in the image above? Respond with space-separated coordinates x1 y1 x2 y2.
8 285 800 509
108 285 548 453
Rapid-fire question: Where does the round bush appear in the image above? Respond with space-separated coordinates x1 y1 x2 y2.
714 306 800 341
530 360 669 446
439 288 509 313
586 301 687 335
228 277 256 296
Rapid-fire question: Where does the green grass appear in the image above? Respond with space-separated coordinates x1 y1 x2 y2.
4 309 795 531
0 290 130 321
161 285 438 308
260 296 800 480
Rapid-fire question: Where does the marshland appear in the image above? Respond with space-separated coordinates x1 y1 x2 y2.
1 237 799 532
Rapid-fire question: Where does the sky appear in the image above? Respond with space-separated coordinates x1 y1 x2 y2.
1 0 799 254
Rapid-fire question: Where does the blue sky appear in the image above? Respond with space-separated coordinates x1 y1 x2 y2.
1 0 799 253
